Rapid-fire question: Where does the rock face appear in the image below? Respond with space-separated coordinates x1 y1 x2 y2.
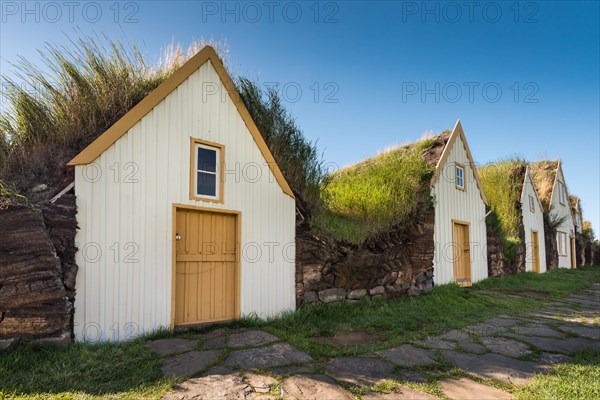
543 213 559 270
0 194 77 343
486 225 506 278
295 209 436 306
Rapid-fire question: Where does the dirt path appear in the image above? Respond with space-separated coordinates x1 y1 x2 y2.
150 283 599 399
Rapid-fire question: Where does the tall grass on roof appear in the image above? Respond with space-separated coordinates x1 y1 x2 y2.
236 78 326 213
0 34 226 192
315 138 436 244
479 157 528 266
529 160 559 210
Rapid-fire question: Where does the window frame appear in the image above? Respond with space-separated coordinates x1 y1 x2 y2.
529 195 535 213
455 162 466 191
189 138 225 203
558 181 566 205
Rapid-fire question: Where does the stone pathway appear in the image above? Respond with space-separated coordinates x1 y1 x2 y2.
156 283 599 399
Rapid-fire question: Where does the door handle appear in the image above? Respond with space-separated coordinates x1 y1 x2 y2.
176 233 182 240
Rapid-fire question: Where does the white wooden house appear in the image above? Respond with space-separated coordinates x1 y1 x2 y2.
431 121 489 286
531 161 577 269
68 46 296 342
521 167 547 273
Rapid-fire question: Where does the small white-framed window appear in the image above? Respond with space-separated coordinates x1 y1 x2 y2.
558 182 566 205
529 195 535 213
190 138 224 202
455 163 466 190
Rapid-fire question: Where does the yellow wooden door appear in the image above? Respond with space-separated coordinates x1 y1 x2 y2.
570 236 576 269
452 222 472 287
174 208 238 326
531 231 540 273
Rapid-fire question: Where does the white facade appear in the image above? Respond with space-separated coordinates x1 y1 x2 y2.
520 169 547 273
72 52 296 341
549 165 576 269
432 123 489 285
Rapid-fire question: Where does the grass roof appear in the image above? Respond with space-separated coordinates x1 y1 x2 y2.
479 158 528 238
529 160 559 210
313 131 451 244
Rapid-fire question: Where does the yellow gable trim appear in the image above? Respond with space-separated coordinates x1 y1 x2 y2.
68 46 294 199
432 120 488 204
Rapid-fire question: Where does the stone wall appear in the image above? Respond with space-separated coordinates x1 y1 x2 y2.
574 233 585 267
543 214 559 270
296 209 435 306
486 225 506 277
0 194 77 346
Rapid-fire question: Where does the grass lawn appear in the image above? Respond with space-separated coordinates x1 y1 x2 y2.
1 266 598 399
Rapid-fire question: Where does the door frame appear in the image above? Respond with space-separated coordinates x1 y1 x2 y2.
531 229 540 273
170 203 241 330
451 219 472 287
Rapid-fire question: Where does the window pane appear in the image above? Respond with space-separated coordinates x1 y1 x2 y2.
197 147 217 172
197 171 216 196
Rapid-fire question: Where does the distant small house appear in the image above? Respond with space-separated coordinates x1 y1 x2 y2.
430 121 489 286
530 161 577 269
68 47 296 341
318 120 488 289
480 162 547 274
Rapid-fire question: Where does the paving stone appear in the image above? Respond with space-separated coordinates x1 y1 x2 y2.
163 367 250 399
439 377 511 400
539 352 571 364
269 364 315 376
509 334 600 354
229 330 279 348
442 350 548 384
225 343 312 369
202 335 228 350
147 338 198 356
480 336 532 358
281 374 353 400
377 344 438 367
191 328 226 340
160 350 221 378
397 370 427 383
558 325 600 340
438 330 472 342
324 356 395 386
414 337 457 350
362 387 437 399
458 341 487 354
245 373 277 393
512 323 563 337
485 317 521 327
465 323 508 335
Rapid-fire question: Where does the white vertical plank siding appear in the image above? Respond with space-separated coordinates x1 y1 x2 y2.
74 61 296 342
551 167 576 269
521 171 547 273
431 136 488 285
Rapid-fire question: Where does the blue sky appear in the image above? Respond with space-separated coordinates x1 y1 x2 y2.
1 1 599 230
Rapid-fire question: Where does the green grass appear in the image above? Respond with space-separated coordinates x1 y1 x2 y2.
0 338 175 399
479 158 529 265
1 266 597 399
515 349 600 400
314 137 437 244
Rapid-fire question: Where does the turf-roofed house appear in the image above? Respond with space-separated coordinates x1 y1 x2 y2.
68 46 296 342
480 160 547 275
530 160 577 269
309 120 488 298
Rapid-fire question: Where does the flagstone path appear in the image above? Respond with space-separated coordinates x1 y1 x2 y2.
153 283 599 399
